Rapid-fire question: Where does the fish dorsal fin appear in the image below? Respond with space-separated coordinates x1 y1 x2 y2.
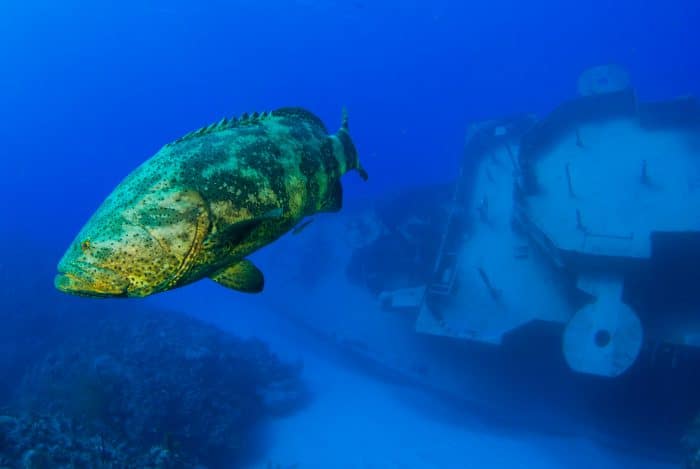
270 107 329 133
168 110 273 146
167 107 328 147
167 107 326 147
210 259 264 293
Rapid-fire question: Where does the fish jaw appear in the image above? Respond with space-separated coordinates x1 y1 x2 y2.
54 260 130 298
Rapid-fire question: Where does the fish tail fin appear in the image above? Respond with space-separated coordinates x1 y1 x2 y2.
336 107 368 181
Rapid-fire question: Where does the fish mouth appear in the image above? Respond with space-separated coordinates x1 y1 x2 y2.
55 262 130 298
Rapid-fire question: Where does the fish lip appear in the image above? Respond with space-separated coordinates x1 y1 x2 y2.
54 272 112 298
55 262 129 298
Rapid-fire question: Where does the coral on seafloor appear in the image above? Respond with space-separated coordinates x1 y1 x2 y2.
0 307 307 469
0 412 189 468
683 414 700 469
688 452 700 469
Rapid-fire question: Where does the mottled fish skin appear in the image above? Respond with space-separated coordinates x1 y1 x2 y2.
55 107 366 297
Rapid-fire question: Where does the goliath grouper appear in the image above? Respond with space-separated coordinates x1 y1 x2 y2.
55 107 367 297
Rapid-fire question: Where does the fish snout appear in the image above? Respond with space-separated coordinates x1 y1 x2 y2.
55 261 130 297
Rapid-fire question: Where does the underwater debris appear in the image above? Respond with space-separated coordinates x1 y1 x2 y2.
577 64 630 96
345 184 453 297
505 143 518 170
641 159 651 186
575 208 586 233
477 196 489 222
477 267 501 301
565 162 575 197
513 245 529 260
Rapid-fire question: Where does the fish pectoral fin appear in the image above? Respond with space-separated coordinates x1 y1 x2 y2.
210 259 264 293
292 218 314 235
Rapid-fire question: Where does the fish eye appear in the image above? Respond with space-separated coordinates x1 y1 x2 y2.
80 239 92 253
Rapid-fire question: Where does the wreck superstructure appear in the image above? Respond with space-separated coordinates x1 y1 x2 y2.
415 67 700 377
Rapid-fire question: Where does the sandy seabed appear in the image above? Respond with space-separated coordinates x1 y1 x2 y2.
150 282 674 469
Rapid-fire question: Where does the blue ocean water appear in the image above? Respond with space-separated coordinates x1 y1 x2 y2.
2 1 700 468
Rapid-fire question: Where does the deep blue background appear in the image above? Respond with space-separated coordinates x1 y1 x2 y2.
1 2 699 465
1 0 699 254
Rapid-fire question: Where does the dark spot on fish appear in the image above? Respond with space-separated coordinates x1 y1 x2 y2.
234 140 288 209
289 122 313 142
299 146 323 208
320 138 340 180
